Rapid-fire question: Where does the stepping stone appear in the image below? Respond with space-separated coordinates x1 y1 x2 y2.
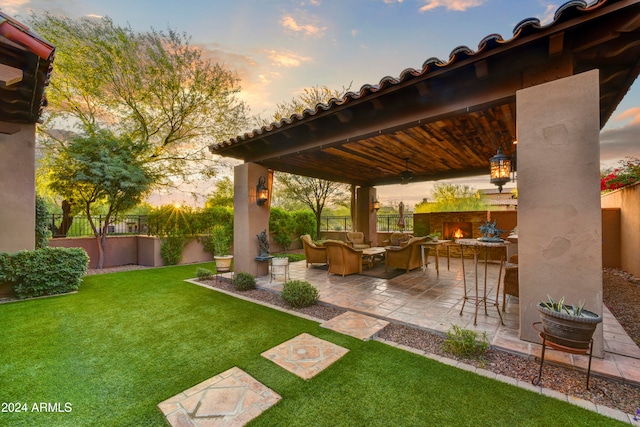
261 333 349 380
320 311 389 340
158 367 281 426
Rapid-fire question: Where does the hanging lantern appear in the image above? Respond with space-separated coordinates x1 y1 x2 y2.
489 148 512 193
256 176 269 206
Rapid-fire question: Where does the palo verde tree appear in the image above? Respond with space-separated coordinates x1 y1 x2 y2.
259 85 352 237
276 173 350 239
30 12 249 186
415 183 488 213
48 131 156 269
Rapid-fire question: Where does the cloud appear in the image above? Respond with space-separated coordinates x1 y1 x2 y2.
537 4 558 25
418 0 485 12
0 0 30 15
384 0 404 3
264 49 311 68
616 106 640 125
280 14 326 37
600 122 640 162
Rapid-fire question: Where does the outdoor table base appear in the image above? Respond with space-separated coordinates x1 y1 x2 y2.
361 247 386 269
457 239 507 326
532 322 594 389
420 240 452 276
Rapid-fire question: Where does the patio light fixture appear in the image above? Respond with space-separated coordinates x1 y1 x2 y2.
256 176 268 206
371 197 380 212
489 147 512 193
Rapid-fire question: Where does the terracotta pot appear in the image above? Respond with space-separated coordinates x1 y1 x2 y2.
214 255 233 273
537 303 602 351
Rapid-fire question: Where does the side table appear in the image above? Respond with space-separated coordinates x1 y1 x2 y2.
456 238 509 326
420 240 452 276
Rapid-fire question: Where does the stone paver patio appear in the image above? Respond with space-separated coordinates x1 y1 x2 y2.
261 332 349 380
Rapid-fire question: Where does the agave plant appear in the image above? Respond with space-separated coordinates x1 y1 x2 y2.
541 295 587 317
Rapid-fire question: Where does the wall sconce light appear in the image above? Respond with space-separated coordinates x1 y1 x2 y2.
371 197 380 212
256 176 268 206
489 148 512 193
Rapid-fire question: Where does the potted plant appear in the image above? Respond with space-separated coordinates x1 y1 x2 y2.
537 295 602 351
428 232 441 241
210 225 233 272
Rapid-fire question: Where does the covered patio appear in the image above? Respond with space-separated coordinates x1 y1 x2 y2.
211 0 640 357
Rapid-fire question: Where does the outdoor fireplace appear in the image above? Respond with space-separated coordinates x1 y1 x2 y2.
443 222 473 240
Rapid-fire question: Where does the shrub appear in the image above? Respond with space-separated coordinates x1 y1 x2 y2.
160 235 189 265
233 272 256 291
270 208 294 252
441 325 489 359
281 280 319 308
196 268 214 280
35 195 51 249
0 247 89 299
292 210 316 239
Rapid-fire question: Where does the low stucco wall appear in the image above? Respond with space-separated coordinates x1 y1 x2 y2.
50 235 213 269
601 183 640 277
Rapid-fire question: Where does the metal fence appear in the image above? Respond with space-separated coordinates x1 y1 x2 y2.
49 213 412 237
319 214 413 232
49 214 148 238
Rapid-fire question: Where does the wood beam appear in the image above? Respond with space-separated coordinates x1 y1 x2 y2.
0 63 22 87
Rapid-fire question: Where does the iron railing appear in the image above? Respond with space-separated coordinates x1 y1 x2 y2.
49 214 148 238
319 214 413 232
49 213 411 237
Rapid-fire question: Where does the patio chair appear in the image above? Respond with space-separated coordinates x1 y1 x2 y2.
382 232 413 247
324 240 363 277
502 254 518 311
345 231 371 249
300 234 327 268
385 236 429 273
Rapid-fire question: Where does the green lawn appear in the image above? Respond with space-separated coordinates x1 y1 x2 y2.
0 263 624 426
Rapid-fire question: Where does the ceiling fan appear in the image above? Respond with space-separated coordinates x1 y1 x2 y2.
400 158 414 184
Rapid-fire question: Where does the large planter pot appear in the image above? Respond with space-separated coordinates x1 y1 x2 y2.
214 255 233 273
537 303 602 351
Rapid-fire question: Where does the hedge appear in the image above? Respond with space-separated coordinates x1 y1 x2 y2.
0 247 89 299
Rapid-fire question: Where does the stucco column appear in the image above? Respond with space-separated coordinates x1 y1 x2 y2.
516 70 603 357
0 123 36 252
233 163 271 276
356 187 378 246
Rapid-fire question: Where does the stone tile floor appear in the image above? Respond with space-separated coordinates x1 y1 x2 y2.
257 256 640 388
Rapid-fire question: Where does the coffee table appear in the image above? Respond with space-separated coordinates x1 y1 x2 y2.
361 247 386 268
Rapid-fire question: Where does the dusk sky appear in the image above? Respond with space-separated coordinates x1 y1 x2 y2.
4 0 639 207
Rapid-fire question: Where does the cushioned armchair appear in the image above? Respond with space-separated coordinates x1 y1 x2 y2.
323 241 363 277
345 231 371 249
300 234 327 268
385 236 429 273
382 232 413 247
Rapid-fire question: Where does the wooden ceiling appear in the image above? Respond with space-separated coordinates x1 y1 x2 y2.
210 0 640 187
0 13 55 127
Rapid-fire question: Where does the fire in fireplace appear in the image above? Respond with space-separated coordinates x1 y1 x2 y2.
443 222 473 240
